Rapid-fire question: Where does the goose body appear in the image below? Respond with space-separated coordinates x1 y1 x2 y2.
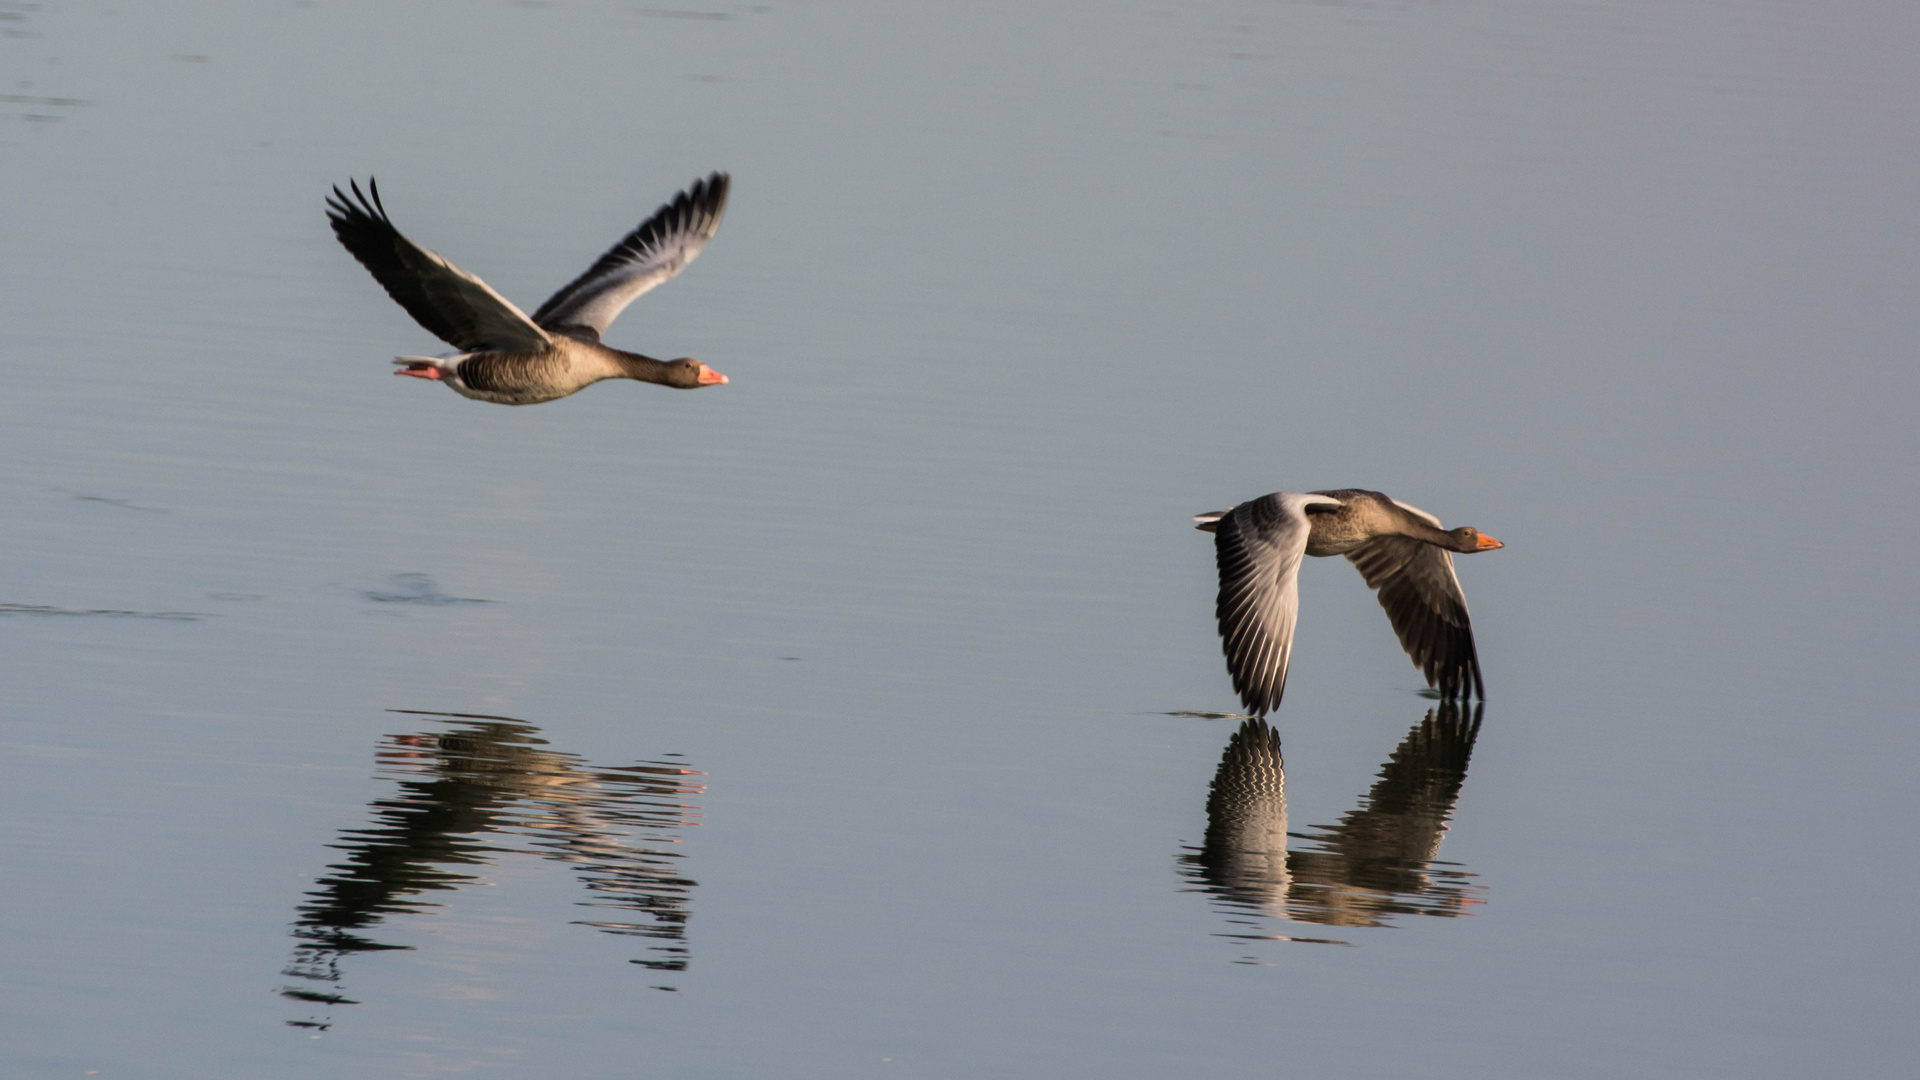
1196 489 1503 713
327 173 731 404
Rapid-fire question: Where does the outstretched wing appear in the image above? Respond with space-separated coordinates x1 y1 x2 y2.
327 179 552 353
1343 501 1484 699
531 173 730 341
1211 494 1330 716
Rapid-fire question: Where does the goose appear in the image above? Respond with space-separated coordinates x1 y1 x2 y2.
326 173 731 404
1195 489 1503 713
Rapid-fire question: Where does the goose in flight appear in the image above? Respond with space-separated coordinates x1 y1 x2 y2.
1195 489 1504 713
326 173 731 404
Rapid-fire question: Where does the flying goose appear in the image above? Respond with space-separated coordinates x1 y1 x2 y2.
1195 489 1503 713
326 173 731 404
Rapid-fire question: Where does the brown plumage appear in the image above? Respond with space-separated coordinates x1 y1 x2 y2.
1195 489 1504 714
326 173 731 404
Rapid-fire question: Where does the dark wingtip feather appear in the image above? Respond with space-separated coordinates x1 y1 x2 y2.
325 182 363 225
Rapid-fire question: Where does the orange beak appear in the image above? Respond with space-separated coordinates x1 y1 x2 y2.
1476 534 1505 550
696 365 729 386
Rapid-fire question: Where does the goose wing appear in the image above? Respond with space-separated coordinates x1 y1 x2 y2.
530 173 730 341
327 179 552 353
1209 493 1335 715
1343 501 1483 699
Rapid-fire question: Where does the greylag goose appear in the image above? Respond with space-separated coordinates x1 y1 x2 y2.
1195 489 1503 712
326 173 731 404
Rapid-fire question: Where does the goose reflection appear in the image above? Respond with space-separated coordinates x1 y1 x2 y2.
1178 703 1484 944
281 711 703 1029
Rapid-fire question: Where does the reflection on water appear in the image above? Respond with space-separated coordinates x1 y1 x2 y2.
280 711 703 1028
0 603 209 620
360 573 494 606
1179 704 1484 948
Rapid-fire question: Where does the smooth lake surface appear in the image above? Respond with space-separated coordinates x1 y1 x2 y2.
3 1 1917 1076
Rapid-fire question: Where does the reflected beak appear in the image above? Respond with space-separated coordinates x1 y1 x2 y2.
697 365 729 386
1476 534 1505 550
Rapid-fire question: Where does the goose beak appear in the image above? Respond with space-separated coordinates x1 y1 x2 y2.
696 365 729 386
1476 534 1504 550
395 365 443 381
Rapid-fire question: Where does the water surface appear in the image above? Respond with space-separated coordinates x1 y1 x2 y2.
2 1 1916 1076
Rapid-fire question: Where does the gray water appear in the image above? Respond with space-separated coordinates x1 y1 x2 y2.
3 1 1916 1076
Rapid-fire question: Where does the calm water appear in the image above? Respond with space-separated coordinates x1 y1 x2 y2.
3 1 1916 1076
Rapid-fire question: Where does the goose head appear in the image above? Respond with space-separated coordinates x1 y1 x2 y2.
662 358 729 389
1448 526 1504 553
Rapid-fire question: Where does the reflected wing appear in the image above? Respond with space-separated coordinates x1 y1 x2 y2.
1189 718 1290 913
1339 702 1481 864
1213 494 1317 715
327 179 552 353
1344 500 1483 699
1282 703 1485 926
1204 718 1288 855
530 173 730 341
